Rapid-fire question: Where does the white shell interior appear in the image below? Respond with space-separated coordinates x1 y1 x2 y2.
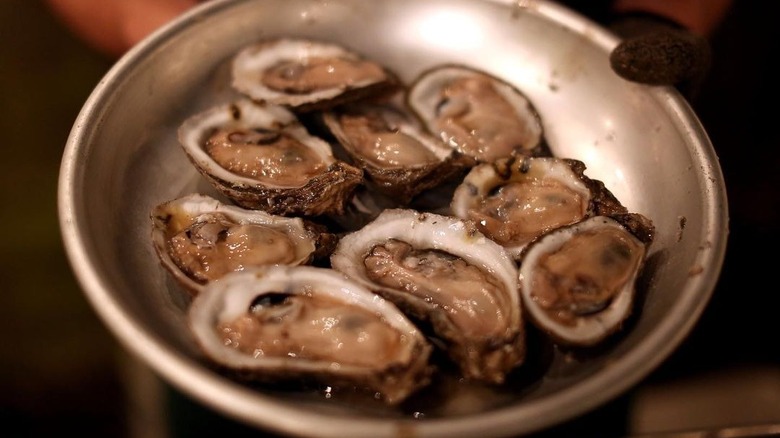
450 157 593 258
518 216 643 345
407 65 544 150
232 38 390 106
177 99 335 188
331 208 522 330
151 193 318 292
189 265 425 372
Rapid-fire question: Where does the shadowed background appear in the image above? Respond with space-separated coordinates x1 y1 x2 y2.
0 1 125 435
1 1 778 437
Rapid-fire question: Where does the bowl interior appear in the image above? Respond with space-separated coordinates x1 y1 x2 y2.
58 0 728 437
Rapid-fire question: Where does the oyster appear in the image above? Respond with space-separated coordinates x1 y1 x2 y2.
177 99 363 216
188 265 433 404
330 209 524 384
322 99 465 204
151 194 328 294
231 38 399 112
451 156 628 260
518 214 655 346
407 64 547 165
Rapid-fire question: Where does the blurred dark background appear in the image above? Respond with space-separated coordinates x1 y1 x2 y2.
1 1 777 437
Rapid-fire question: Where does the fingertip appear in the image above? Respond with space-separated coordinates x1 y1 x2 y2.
609 31 708 85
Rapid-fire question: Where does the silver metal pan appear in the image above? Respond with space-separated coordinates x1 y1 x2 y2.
57 0 728 436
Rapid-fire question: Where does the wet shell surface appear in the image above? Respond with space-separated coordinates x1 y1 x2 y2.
518 215 654 346
188 265 433 404
151 194 321 294
330 208 524 384
231 38 399 112
177 99 363 216
451 156 628 260
322 99 465 203
407 64 547 165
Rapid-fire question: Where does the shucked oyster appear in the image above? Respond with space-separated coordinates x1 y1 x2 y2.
451 156 628 260
177 99 363 216
518 214 655 346
232 38 400 112
322 99 465 204
151 194 330 294
407 64 547 165
331 209 524 384
188 265 433 404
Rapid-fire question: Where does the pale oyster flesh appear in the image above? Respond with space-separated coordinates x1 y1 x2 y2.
177 99 362 216
519 215 654 346
322 99 464 203
231 38 399 111
407 65 546 164
188 265 433 404
364 239 510 340
331 209 524 384
205 126 326 187
151 194 320 294
451 156 627 260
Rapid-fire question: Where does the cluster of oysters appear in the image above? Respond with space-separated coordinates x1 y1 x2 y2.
151 38 656 405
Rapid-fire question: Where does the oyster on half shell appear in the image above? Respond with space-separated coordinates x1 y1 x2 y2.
407 64 548 165
151 194 330 295
322 99 465 204
331 209 524 384
518 214 655 346
188 265 433 404
177 99 363 216
451 156 628 260
231 38 400 112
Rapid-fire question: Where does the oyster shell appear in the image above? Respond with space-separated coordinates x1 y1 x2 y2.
151 193 328 294
518 214 655 346
330 208 524 384
188 265 433 404
322 99 465 204
177 99 363 216
407 64 547 165
451 156 628 260
231 38 400 112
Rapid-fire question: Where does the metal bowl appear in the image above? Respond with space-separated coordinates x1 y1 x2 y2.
57 0 728 436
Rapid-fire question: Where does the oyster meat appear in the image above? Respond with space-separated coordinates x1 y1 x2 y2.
231 38 399 112
188 265 433 404
153 37 664 405
451 156 628 260
331 209 524 384
151 194 327 294
518 215 655 346
177 99 363 216
322 98 465 204
407 64 547 165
